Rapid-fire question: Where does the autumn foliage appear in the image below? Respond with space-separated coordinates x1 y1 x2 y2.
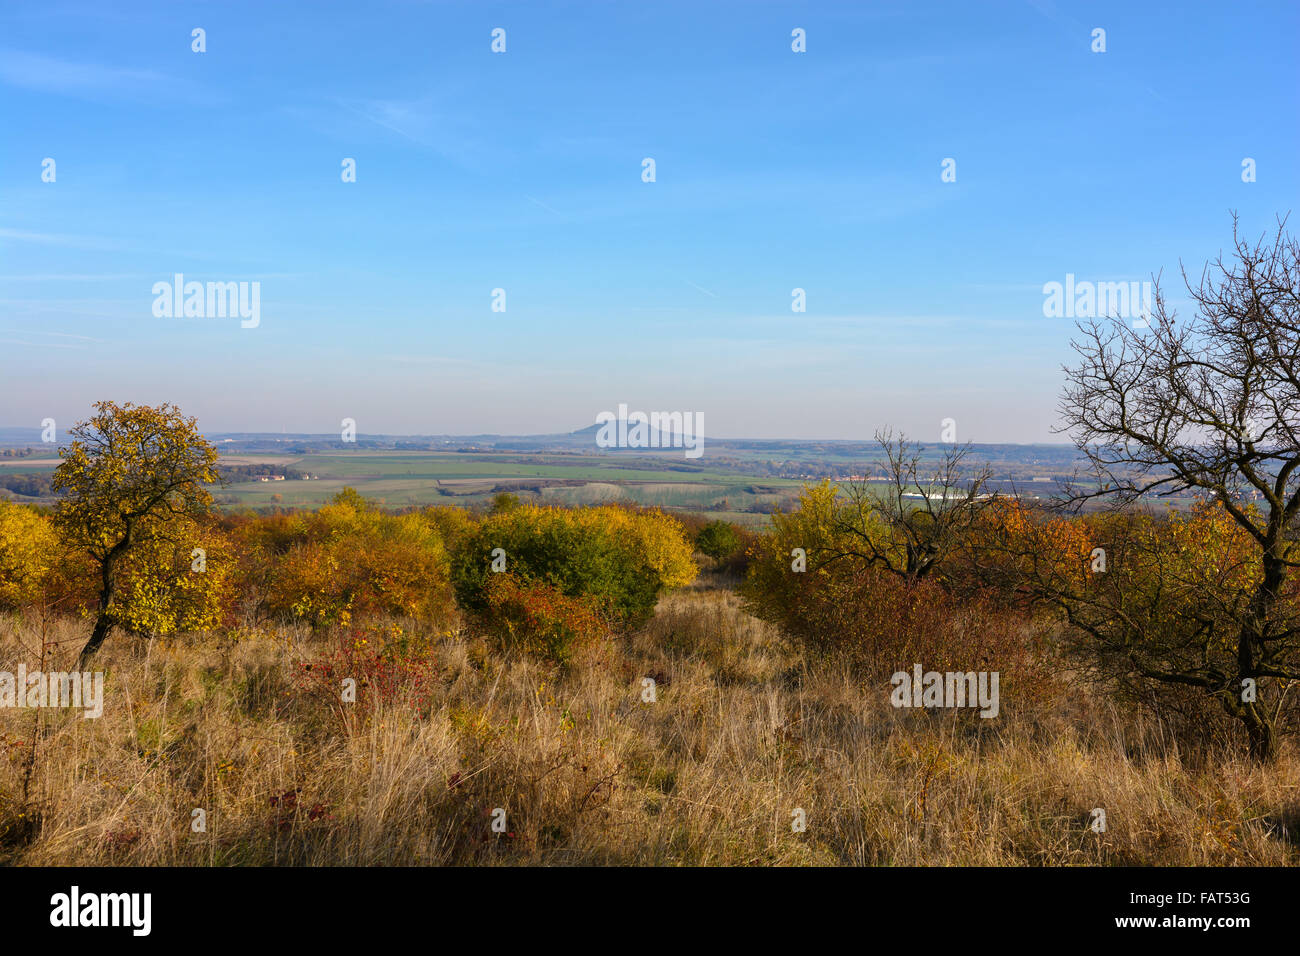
479 576 607 663
0 490 699 667
227 496 457 629
740 482 1300 750
739 485 1053 708
0 500 59 611
450 504 697 633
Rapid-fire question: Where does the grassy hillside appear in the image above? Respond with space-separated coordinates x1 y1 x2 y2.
3 576 1296 865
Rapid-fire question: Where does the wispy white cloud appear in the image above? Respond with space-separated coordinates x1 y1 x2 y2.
0 228 121 250
330 94 490 168
525 195 564 218
0 49 221 104
0 273 146 281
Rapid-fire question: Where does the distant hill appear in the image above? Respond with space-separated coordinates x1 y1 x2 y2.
568 419 699 449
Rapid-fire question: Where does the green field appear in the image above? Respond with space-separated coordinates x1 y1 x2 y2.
3 445 1179 519
208 450 804 522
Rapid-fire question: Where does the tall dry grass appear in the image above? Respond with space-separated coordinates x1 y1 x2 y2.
1 578 1297 865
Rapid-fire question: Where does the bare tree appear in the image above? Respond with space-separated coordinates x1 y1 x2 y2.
814 428 997 584
1057 214 1300 760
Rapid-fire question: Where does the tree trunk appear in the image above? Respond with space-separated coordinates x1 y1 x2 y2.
1235 548 1284 763
1242 702 1277 763
77 614 113 668
78 549 121 667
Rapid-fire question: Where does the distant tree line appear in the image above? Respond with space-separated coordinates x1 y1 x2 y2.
217 464 307 482
0 474 55 498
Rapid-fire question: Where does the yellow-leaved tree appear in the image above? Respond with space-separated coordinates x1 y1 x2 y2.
53 401 221 664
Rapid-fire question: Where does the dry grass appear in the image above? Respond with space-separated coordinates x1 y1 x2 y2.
1 581 1297 866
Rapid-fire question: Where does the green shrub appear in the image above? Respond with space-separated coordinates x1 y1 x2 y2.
695 520 742 561
450 505 696 630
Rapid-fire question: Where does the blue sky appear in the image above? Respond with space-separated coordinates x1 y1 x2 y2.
1 0 1297 442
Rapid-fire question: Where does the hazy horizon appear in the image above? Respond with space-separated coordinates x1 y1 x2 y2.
0 421 1082 446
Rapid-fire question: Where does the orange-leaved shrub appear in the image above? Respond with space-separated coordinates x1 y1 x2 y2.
742 484 1054 711
977 499 1300 747
229 489 456 629
479 575 607 663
